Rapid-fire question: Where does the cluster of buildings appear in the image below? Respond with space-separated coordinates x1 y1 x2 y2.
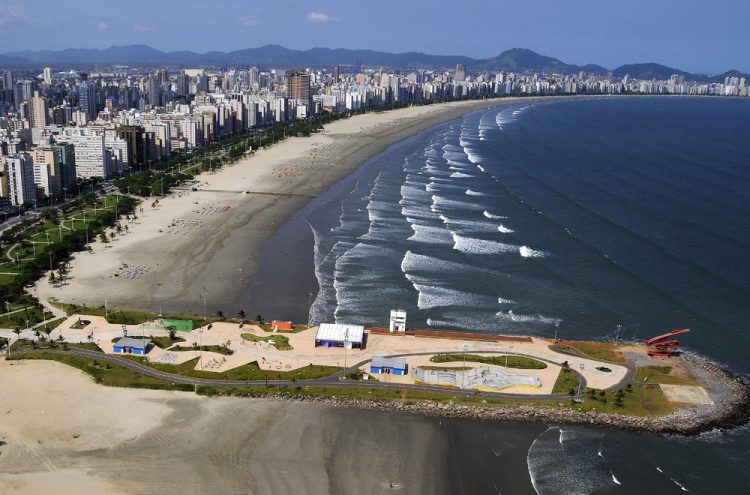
0 63 746 209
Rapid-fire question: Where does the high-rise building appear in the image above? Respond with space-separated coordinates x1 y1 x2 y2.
31 145 62 197
285 69 312 113
77 80 97 119
29 91 48 129
1 70 13 91
57 130 112 179
43 67 52 85
454 64 467 83
50 141 77 191
6 153 36 206
148 76 162 107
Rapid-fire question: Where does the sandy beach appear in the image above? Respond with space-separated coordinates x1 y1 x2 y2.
35 98 539 317
0 359 539 495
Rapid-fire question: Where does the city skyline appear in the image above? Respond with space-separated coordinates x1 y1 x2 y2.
0 0 748 75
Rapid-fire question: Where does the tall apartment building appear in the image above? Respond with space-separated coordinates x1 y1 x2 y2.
57 130 113 179
6 153 36 206
285 69 312 112
29 91 48 129
30 145 62 196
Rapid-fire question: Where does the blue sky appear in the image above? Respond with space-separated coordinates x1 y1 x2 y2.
1 0 747 74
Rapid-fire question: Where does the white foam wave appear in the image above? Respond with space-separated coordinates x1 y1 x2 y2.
452 233 519 255
497 224 514 234
465 189 486 196
496 310 562 325
407 223 453 245
497 297 515 304
476 164 486 172
611 474 621 485
450 172 474 178
520 246 548 258
483 210 507 220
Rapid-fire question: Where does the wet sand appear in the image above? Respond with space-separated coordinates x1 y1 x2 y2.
0 359 541 494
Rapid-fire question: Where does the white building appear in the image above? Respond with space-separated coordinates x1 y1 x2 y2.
57 129 115 179
314 323 365 349
6 153 36 206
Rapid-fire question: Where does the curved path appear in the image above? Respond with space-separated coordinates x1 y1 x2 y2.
10 346 603 401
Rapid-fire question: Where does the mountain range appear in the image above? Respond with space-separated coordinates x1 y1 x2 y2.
1 45 746 83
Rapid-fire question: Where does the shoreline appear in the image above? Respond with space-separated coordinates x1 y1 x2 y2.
189 353 750 436
35 96 551 316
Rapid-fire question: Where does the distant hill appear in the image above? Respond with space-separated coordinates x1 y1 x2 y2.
0 53 31 66
475 48 607 75
1 44 746 82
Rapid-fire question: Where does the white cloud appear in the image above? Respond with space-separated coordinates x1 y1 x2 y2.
97 21 109 31
0 1 24 26
134 25 155 32
239 15 262 27
306 11 338 23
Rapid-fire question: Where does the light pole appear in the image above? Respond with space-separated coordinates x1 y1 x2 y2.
615 323 622 344
554 321 560 342
576 363 585 401
343 328 349 376
462 343 469 388
199 329 203 369
202 287 207 318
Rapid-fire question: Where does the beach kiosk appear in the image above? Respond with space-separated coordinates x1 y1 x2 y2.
113 337 152 355
315 323 364 349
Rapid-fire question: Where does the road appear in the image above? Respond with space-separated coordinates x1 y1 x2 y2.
8 346 600 401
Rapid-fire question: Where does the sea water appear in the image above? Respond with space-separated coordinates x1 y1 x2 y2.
253 96 750 493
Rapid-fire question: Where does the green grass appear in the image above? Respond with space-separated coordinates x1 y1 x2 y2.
555 341 626 364
552 368 581 394
126 356 338 381
573 386 674 416
51 302 216 328
148 336 186 349
430 353 547 369
172 344 233 355
195 384 557 409
10 351 194 391
241 333 293 350
634 366 699 386
71 319 91 329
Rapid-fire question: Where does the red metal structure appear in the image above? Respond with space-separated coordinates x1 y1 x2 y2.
646 328 691 357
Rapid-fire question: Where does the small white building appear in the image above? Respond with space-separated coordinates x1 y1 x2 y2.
315 323 364 349
389 309 406 332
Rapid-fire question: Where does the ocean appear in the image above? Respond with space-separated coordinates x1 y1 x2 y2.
245 96 750 493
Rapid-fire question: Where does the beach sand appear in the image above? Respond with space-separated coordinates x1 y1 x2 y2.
35 98 537 317
0 359 540 494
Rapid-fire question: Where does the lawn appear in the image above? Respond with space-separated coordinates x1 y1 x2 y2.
634 366 699 386
572 386 675 416
552 367 581 394
555 341 626 364
241 333 293 350
430 353 547 369
148 336 186 349
172 344 233 355
127 356 337 381
52 302 215 328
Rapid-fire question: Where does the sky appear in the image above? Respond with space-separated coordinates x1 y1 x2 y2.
0 0 748 74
